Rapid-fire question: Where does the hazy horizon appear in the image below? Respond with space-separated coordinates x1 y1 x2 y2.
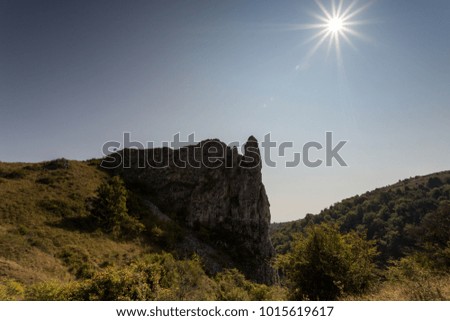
1 0 450 222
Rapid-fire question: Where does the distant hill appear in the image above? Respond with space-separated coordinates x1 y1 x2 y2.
271 171 450 265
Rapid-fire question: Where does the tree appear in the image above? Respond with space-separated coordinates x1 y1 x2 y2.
90 176 144 238
420 202 450 248
278 223 378 300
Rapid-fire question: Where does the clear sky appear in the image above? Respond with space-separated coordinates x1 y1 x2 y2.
1 0 450 222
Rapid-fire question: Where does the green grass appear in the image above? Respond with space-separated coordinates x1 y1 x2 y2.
0 159 286 301
0 160 148 285
1 159 448 300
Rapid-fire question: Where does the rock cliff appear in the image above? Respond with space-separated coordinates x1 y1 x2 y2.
104 136 276 284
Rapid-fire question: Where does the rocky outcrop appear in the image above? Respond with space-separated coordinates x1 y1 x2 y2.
105 136 276 284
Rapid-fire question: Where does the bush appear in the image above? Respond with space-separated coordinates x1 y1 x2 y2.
73 266 156 300
278 223 378 300
387 255 448 300
43 158 70 170
0 279 25 300
22 252 287 301
0 169 26 179
427 177 443 189
139 253 217 300
214 269 253 300
90 176 144 238
214 269 286 301
25 281 77 301
26 253 218 301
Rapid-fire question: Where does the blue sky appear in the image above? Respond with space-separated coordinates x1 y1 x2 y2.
1 0 450 222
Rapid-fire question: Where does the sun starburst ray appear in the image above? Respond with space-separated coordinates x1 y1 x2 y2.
336 0 344 17
341 27 366 40
326 33 335 58
299 22 329 30
340 0 359 20
331 0 337 17
340 32 357 50
303 28 332 45
305 30 333 61
342 1 373 21
298 0 371 64
315 0 333 20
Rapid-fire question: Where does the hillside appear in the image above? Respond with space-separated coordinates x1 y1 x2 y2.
0 159 149 284
270 171 450 300
0 155 284 300
1 157 449 300
271 171 450 265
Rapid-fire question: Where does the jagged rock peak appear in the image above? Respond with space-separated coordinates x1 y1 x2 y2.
106 136 277 284
242 136 261 169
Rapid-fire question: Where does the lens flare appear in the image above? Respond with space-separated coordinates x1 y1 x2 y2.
297 0 371 64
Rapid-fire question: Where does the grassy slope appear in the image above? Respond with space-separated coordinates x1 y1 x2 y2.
0 160 287 301
0 160 148 284
1 159 449 300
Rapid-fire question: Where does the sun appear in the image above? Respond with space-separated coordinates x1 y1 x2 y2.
327 17 344 33
298 0 371 64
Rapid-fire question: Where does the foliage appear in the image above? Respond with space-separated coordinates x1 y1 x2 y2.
21 252 285 301
215 268 286 301
26 281 78 301
0 279 25 300
1 159 449 301
140 253 217 300
58 246 97 279
278 223 378 300
0 160 146 287
385 255 448 300
273 176 450 301
272 171 450 268
43 158 70 170
0 168 26 179
90 176 144 238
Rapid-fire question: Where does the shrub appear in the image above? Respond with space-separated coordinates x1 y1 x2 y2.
214 269 252 300
90 176 144 238
140 253 217 300
214 269 287 301
43 158 70 170
278 223 378 300
74 266 155 300
427 177 443 189
26 253 218 301
0 279 25 300
387 255 448 300
0 169 26 179
25 281 80 300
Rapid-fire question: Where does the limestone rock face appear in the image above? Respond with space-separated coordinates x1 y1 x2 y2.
106 136 276 284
